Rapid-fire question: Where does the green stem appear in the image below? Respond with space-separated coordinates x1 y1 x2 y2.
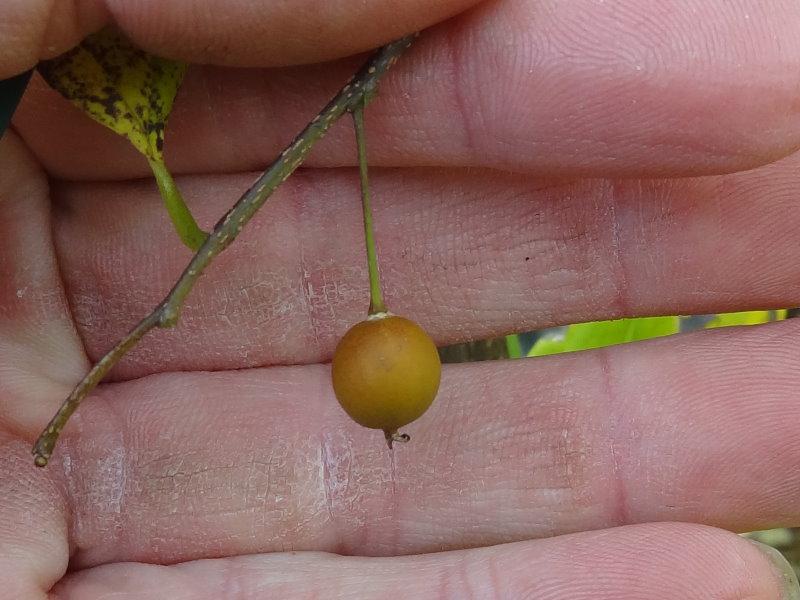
148 158 208 251
352 102 386 315
32 34 417 467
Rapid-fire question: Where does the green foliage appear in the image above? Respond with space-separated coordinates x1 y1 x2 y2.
526 310 787 357
705 309 786 328
505 334 523 358
527 316 680 357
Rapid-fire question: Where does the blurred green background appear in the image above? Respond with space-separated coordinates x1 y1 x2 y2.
438 309 799 574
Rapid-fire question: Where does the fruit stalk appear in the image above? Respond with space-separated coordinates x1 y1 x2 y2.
352 102 386 315
32 34 418 467
329 91 441 449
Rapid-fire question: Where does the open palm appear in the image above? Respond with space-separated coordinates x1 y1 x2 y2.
3 1 800 598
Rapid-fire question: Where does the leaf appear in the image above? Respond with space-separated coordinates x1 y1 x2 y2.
38 27 186 161
527 316 681 357
526 310 788 358
705 310 786 329
37 28 206 251
505 334 523 358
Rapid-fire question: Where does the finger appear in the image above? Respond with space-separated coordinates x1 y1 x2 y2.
14 0 800 179
0 0 108 78
52 524 798 600
30 319 800 566
0 0 476 79
0 434 68 600
0 133 89 436
52 150 800 378
104 0 476 69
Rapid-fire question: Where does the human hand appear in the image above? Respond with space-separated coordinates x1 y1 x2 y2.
3 1 800 598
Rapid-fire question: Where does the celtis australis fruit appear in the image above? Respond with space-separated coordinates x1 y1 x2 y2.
331 314 441 439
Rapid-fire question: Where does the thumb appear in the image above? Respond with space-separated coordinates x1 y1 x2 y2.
0 0 480 80
0 0 108 79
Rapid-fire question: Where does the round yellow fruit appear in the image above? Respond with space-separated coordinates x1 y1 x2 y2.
331 314 441 435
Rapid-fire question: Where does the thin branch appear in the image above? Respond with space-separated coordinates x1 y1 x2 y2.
33 34 418 467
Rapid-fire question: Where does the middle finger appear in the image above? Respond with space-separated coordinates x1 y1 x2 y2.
54 150 800 379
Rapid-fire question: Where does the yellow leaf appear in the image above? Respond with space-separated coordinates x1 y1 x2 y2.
38 27 186 161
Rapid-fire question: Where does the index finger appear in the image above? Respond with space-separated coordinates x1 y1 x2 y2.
13 0 800 180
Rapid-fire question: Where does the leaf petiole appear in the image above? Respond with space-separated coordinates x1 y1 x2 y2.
148 158 208 251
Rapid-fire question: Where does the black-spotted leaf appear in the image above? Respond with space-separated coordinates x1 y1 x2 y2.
37 28 207 250
38 27 185 161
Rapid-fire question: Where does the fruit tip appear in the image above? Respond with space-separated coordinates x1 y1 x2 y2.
384 430 410 449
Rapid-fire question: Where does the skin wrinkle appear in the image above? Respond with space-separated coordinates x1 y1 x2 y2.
291 175 328 358
58 175 303 369
318 432 337 534
595 346 630 527
49 185 131 339
59 393 129 568
220 556 248 600
320 426 380 556
444 20 477 163
606 180 632 318
452 557 477 600
402 360 601 551
69 372 352 565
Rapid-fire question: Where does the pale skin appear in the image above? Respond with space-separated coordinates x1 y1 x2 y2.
3 0 800 598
